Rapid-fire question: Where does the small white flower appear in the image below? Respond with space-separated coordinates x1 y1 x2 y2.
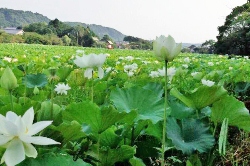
149 71 159 78
158 68 165 77
244 56 249 59
0 107 60 166
54 83 71 95
116 61 121 65
229 67 233 70
191 72 199 77
201 79 215 87
125 56 134 61
105 67 112 73
127 71 134 77
208 62 214 66
76 50 84 54
157 67 176 80
142 61 150 64
182 64 188 68
3 57 12 62
124 63 138 73
183 57 190 63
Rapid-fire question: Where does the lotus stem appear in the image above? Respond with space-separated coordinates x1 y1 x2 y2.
161 60 168 166
91 71 94 102
51 82 54 119
9 90 14 111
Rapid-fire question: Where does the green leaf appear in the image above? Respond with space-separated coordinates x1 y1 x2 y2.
99 145 136 166
100 126 123 148
63 102 126 134
23 73 48 88
110 86 164 124
57 66 73 82
135 135 161 159
55 121 86 144
129 157 146 166
186 154 202 166
19 153 91 166
167 117 215 155
169 101 195 119
219 118 228 156
170 85 227 110
37 101 62 125
143 82 164 98
211 95 250 131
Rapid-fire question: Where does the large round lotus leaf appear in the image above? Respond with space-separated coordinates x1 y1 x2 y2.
167 117 214 155
110 86 165 124
170 85 227 110
211 95 250 131
23 73 48 88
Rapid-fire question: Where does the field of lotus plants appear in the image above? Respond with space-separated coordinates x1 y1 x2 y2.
1 35 250 166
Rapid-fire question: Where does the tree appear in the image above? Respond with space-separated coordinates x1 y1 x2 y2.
81 34 95 47
200 40 215 54
62 35 71 46
101 34 113 42
215 3 250 55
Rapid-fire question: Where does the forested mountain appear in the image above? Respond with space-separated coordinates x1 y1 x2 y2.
0 8 50 27
0 8 125 41
65 22 125 41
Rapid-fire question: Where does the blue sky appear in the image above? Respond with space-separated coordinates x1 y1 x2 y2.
1 0 247 43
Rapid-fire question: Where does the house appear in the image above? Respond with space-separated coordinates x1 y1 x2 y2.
3 27 24 35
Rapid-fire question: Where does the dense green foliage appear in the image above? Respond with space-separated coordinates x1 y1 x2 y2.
215 2 250 55
0 44 250 165
123 35 152 50
0 8 50 27
66 22 125 41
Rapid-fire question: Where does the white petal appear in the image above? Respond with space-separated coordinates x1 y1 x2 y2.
98 67 104 79
84 68 93 79
164 35 176 54
1 139 25 166
6 111 18 122
27 121 52 136
20 135 60 145
73 55 88 68
4 120 18 136
22 107 34 129
0 135 14 145
23 142 37 158
0 115 8 134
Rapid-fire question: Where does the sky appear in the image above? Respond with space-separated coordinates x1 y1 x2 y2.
0 0 248 43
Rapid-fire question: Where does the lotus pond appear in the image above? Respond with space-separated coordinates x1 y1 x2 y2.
0 43 250 166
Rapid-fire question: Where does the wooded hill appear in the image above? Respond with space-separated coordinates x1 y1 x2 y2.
0 8 125 41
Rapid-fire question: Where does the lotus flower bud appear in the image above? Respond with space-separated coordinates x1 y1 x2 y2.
153 35 182 62
33 86 40 95
0 66 18 91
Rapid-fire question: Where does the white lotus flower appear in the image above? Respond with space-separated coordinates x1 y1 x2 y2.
191 72 199 77
73 53 107 79
183 57 190 63
153 35 182 61
125 56 134 61
149 71 159 78
182 64 188 68
54 83 71 95
208 62 214 66
0 107 60 166
201 79 215 87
